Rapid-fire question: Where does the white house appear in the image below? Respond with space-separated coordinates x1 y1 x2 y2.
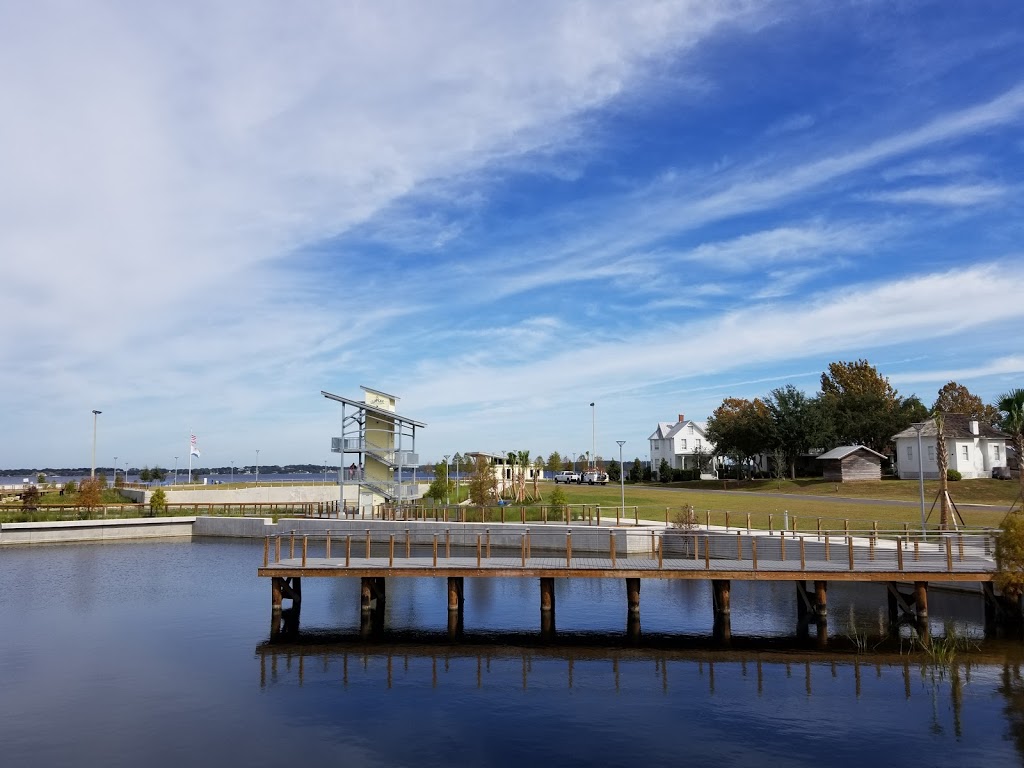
648 414 716 478
893 413 1008 480
464 452 544 496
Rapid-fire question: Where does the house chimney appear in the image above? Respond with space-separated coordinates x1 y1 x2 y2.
970 420 979 435
678 413 685 423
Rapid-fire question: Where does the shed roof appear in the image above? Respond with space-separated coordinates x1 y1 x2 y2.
815 445 886 461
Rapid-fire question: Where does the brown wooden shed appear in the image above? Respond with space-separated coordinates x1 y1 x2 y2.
815 445 885 482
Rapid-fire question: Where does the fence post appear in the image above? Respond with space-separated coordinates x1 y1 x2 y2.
946 537 953 572
610 531 616 567
847 536 853 571
566 531 572 568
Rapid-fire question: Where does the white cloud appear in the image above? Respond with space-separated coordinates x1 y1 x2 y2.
866 183 1008 206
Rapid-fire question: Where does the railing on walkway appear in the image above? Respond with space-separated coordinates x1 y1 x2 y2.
261 527 996 576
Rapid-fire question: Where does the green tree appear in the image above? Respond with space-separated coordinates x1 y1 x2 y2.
996 511 1024 599
140 466 152 483
628 457 642 484
36 472 45 485
705 397 774 479
424 461 453 504
546 451 562 474
468 454 497 505
658 458 672 483
548 487 569 521
996 388 1024 502
149 488 167 517
818 359 914 453
934 381 1001 425
766 385 827 479
642 462 652 482
607 458 621 482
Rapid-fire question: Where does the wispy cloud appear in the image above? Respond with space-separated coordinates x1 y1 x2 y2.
866 183 1008 206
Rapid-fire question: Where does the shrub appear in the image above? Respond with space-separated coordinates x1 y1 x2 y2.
149 488 167 517
996 513 1024 599
946 469 962 481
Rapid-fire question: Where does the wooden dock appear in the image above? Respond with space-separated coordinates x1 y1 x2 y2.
258 524 1012 639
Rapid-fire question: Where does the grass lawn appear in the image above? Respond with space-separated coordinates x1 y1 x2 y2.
543 479 1018 532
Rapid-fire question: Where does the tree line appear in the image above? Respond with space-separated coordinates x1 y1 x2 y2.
705 359 1014 480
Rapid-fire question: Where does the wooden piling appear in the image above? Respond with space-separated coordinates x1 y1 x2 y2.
814 581 827 618
914 582 928 618
365 530 371 560
752 538 758 570
540 577 555 613
447 577 463 612
626 578 641 614
712 579 731 615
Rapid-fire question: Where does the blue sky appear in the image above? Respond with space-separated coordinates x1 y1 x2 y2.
3 1 1023 470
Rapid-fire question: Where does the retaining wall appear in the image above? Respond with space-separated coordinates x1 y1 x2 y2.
0 517 195 545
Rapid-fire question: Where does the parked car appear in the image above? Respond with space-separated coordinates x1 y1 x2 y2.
582 470 609 485
554 471 580 484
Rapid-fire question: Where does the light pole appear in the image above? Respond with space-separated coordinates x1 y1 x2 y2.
912 422 927 539
444 455 450 506
113 456 118 487
454 453 461 503
571 452 577 474
91 410 102 480
174 456 178 486
617 440 626 516
231 461 235 484
124 461 128 484
590 402 596 469
256 449 260 486
322 459 326 484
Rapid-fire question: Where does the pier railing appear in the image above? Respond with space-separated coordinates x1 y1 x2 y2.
260 527 996 576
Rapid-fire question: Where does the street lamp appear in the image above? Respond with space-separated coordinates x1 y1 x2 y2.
912 422 928 540
571 452 577 474
113 456 118 487
590 402 596 469
617 440 626 517
322 459 326 484
454 453 462 502
255 449 260 486
91 410 102 480
444 455 450 506
124 461 128 484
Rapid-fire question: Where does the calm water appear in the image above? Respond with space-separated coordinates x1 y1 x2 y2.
2 538 1024 767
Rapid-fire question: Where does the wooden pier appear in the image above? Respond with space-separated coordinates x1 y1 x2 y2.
257 523 1011 640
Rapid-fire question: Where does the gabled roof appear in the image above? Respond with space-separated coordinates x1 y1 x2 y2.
321 390 426 428
892 413 1007 441
816 445 887 461
647 422 674 440
648 420 708 441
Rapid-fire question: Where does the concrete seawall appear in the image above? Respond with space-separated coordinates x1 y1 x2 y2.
3 515 659 554
0 517 196 545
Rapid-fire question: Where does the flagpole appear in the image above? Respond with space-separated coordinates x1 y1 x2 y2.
188 429 193 483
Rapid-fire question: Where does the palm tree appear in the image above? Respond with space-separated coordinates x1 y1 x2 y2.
997 388 1024 505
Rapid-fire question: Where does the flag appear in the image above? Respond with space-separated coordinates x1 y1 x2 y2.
190 433 201 458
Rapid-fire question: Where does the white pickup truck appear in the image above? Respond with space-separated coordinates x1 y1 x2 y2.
553 471 581 484
582 470 609 485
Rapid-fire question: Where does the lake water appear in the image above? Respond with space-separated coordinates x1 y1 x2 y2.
2 538 1023 767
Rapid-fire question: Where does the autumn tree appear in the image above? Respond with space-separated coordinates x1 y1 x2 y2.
705 397 774 479
933 381 1001 425
818 359 914 453
76 478 103 519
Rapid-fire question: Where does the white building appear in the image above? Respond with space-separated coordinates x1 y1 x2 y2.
648 414 716 478
464 452 544 496
893 413 1008 480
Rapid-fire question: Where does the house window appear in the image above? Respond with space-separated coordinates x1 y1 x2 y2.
906 445 913 460
961 445 969 460
696 439 702 450
994 445 1001 460
927 446 935 461
688 426 694 434
680 439 687 450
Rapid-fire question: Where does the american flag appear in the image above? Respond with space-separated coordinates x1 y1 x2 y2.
190 433 201 458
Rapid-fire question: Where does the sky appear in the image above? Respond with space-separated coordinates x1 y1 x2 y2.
3 0 1024 470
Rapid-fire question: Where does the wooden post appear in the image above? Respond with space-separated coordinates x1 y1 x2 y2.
946 538 953 572
824 534 830 561
626 578 641 614
817 518 822 538
406 529 411 559
361 578 372 613
540 577 555 613
433 534 438 567
768 514 773 535
486 530 491 559
289 530 295 559
897 538 904 571
725 511 730 530
346 535 351 567
325 530 331 559
814 581 827 618
263 536 269 567
847 536 853 570
752 538 758 570
779 531 786 562
872 521 878 545
389 534 395 566
302 536 308 567
526 530 532 560
712 579 730 615
521 534 526 567
800 537 806 571
610 531 616 567
736 532 743 561
476 534 482 567
658 534 664 569
705 536 711 569
914 582 928 618
746 513 751 533
275 535 281 563
365 530 371 560
446 529 451 559
844 519 849 536
914 540 920 561
566 531 572 567
665 507 669 526
448 577 463 612
521 506 526 524
634 506 639 526
869 537 875 561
